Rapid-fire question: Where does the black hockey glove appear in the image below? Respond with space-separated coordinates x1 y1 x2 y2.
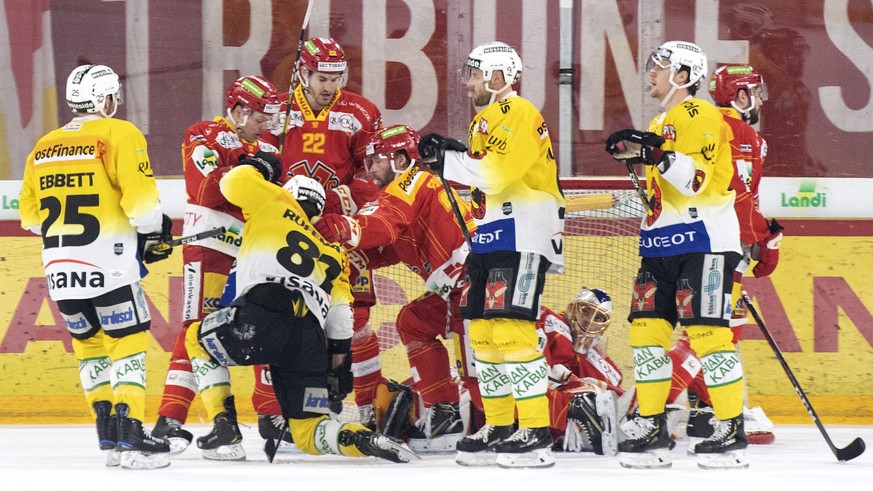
238 151 282 183
138 214 174 264
605 129 666 166
417 133 467 173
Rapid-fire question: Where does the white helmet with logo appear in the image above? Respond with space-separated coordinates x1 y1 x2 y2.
647 41 707 106
66 64 122 118
283 175 326 218
464 41 522 105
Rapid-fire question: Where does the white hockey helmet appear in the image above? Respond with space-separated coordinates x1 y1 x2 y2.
66 64 122 118
647 41 708 90
464 41 522 86
283 175 326 217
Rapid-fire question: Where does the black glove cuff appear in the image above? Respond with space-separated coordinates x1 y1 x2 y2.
327 338 352 355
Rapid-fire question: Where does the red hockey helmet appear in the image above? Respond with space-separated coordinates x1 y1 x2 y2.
709 64 767 107
364 125 421 174
225 76 281 115
300 37 348 74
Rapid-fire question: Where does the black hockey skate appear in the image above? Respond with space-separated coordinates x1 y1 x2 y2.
618 412 675 469
407 402 464 453
197 396 246 461
93 401 119 467
686 392 716 439
694 415 749 470
339 429 419 463
494 427 555 468
115 403 171 470
152 415 193 456
454 423 516 467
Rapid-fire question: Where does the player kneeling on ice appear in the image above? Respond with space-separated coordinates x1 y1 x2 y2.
185 162 417 463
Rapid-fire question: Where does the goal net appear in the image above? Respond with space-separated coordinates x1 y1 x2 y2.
343 177 647 417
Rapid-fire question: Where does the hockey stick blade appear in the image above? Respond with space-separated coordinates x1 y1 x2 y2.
264 422 289 464
148 226 226 253
742 291 866 462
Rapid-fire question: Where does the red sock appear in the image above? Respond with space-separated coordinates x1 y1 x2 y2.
352 331 383 406
407 342 458 406
667 337 700 405
251 364 282 415
157 326 197 423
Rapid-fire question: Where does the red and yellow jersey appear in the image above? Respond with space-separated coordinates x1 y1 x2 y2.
352 163 474 298
280 86 382 190
719 107 771 246
443 93 565 267
19 115 162 300
181 116 279 256
219 165 352 327
537 307 624 392
642 97 740 257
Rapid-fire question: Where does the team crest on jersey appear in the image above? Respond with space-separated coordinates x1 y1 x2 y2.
216 131 243 150
287 160 341 190
471 187 486 219
478 118 489 135
632 272 657 312
662 125 676 141
484 269 510 311
646 180 662 226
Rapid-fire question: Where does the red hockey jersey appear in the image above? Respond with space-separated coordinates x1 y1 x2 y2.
352 163 474 299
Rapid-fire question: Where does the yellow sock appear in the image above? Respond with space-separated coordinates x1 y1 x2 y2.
629 318 673 416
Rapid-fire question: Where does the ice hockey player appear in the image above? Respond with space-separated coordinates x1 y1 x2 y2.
278 37 385 429
186 160 417 463
541 289 626 457
315 124 477 452
152 75 284 460
606 41 748 469
20 64 172 469
418 41 565 469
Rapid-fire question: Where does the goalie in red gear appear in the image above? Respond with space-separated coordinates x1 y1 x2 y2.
540 288 627 456
315 124 479 452
276 37 385 426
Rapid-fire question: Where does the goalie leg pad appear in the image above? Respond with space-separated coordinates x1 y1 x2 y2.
596 391 620 456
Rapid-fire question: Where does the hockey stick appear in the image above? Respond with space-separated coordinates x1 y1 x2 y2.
437 173 473 250
278 0 315 153
741 291 866 462
147 226 227 253
624 161 652 212
264 422 289 463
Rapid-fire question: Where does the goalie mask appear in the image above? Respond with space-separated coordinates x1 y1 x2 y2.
66 64 123 118
709 64 768 124
298 37 348 89
646 41 708 107
364 124 421 179
566 288 613 353
283 175 326 218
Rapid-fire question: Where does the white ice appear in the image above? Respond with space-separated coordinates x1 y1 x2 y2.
1 424 870 491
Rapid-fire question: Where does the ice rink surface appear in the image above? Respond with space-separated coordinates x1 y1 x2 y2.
1 424 870 490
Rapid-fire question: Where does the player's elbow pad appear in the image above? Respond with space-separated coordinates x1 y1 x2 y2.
659 152 699 196
325 302 354 341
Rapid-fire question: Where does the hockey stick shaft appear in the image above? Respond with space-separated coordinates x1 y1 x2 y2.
278 0 315 153
147 226 226 253
624 161 652 212
437 173 473 250
741 291 865 462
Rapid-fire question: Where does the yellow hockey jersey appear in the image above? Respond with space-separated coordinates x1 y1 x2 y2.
19 115 163 300
443 93 565 267
219 165 352 330
641 97 740 257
